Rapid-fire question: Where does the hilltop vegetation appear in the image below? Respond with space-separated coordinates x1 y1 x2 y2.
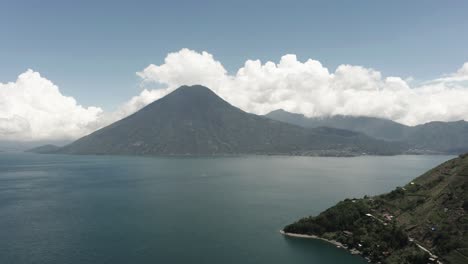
284 153 468 264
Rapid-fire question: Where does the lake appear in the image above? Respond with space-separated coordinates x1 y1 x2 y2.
0 153 454 264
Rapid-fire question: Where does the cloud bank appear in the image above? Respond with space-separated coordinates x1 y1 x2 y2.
0 70 103 141
135 49 468 126
2 49 468 141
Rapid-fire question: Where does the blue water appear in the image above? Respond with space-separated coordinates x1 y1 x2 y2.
0 153 453 264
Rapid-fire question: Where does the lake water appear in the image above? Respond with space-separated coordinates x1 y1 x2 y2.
0 153 454 264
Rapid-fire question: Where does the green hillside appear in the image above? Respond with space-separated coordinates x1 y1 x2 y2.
283 153 468 264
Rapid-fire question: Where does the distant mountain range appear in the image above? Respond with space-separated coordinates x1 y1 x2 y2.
266 109 468 154
30 85 402 156
25 144 61 154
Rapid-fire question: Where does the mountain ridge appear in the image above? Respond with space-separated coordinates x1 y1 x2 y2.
45 85 402 156
25 144 61 154
265 109 468 154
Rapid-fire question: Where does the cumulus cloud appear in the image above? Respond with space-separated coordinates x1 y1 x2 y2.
2 49 468 141
0 70 103 141
427 62 468 84
134 49 468 126
455 62 468 77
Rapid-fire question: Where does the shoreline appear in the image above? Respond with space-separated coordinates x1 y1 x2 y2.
279 230 443 264
280 230 363 256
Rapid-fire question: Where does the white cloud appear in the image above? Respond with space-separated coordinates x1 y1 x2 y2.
135 49 468 126
0 70 103 141
428 62 468 83
2 50 468 141
137 49 227 88
455 62 468 77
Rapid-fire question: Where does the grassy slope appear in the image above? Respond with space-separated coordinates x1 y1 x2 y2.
284 154 468 264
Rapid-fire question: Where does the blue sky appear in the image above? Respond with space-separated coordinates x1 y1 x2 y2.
2 0 468 111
